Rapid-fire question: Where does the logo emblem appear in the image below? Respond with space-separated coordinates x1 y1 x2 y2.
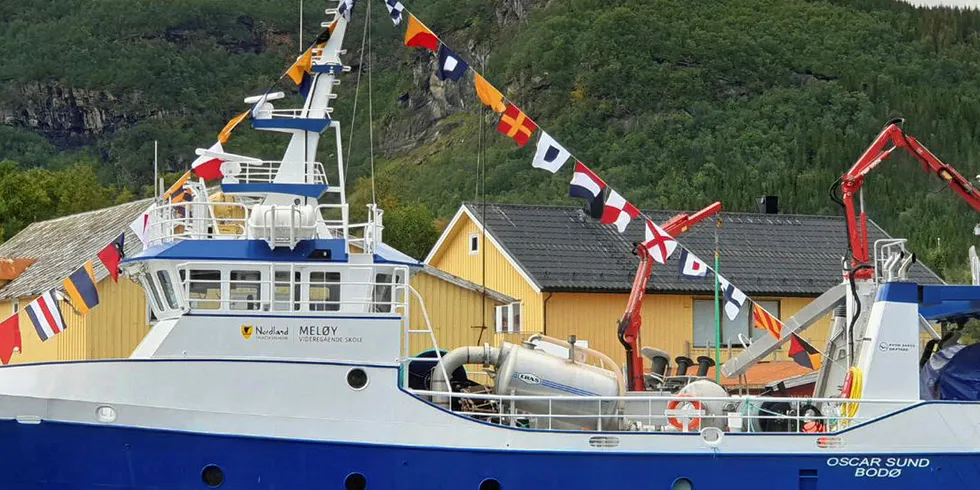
878 342 888 352
516 373 541 385
241 325 254 340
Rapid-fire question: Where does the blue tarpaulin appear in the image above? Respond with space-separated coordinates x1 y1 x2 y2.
936 344 980 401
920 344 964 400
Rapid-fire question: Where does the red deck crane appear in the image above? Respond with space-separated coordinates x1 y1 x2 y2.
838 120 980 280
617 202 722 392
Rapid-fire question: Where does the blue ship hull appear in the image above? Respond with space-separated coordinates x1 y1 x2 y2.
2 419 978 489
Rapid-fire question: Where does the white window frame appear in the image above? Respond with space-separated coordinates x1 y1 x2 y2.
468 232 480 255
495 301 522 334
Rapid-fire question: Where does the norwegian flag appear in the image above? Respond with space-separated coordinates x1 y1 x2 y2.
569 162 607 219
678 249 709 279
600 190 640 233
642 219 678 264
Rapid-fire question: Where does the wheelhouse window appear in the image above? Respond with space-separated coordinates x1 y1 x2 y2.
692 299 780 347
156 270 179 310
309 271 341 312
229 270 262 311
373 273 393 313
495 302 522 334
141 273 165 312
187 270 222 310
273 271 301 312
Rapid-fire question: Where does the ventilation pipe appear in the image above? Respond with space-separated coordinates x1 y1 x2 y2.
675 356 694 376
429 344 502 409
696 356 716 377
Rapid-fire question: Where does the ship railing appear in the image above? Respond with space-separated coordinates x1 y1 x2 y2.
147 202 251 246
226 160 328 186
407 389 916 434
873 238 912 283
252 107 334 120
176 261 410 315
317 203 350 242
317 204 384 255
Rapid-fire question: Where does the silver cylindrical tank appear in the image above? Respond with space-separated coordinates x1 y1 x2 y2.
494 342 621 430
676 379 729 430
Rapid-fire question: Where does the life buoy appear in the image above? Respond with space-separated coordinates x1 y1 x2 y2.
840 367 863 419
667 395 703 431
800 404 825 433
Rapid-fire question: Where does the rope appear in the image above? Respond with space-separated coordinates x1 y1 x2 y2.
367 0 377 205
344 4 371 178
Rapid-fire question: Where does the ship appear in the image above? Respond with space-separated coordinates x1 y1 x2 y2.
2 2 980 489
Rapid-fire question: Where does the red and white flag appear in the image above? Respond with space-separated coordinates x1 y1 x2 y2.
25 290 67 342
0 314 21 365
642 219 678 264
130 204 156 249
191 142 228 180
600 190 640 233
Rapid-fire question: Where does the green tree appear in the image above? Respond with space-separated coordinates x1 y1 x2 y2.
384 202 440 260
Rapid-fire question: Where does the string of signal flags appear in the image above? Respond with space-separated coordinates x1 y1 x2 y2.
378 0 823 370
0 234 126 365
196 0 824 371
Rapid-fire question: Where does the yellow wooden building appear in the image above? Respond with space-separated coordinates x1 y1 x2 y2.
0 200 153 363
0 200 514 365
424 203 945 376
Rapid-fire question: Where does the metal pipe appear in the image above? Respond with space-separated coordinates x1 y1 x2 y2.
429 344 503 409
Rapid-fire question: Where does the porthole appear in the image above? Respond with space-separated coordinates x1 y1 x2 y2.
479 478 501 490
671 477 693 490
201 464 224 488
344 472 367 490
347 368 369 390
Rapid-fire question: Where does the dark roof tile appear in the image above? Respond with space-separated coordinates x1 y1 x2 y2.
462 203 943 295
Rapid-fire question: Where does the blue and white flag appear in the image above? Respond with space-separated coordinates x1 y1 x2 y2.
436 45 469 82
338 0 356 21
718 276 747 321
532 131 571 173
678 249 709 279
569 162 607 219
386 0 405 25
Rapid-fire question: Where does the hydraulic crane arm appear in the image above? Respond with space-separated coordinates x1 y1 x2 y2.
618 201 722 391
840 120 980 279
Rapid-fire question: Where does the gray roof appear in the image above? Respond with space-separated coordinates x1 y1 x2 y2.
0 199 151 299
462 203 944 296
419 266 516 304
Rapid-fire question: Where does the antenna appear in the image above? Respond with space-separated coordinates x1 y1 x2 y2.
299 0 304 52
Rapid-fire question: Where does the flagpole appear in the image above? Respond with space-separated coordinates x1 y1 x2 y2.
714 216 722 384
153 140 159 200
299 0 304 53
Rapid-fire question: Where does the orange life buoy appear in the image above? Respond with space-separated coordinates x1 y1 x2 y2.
667 395 703 431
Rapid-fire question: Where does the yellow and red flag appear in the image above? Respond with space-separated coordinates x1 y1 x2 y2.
496 103 537 147
752 303 782 340
404 14 438 52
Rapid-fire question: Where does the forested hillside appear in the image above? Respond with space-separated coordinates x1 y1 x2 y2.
3 0 980 277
